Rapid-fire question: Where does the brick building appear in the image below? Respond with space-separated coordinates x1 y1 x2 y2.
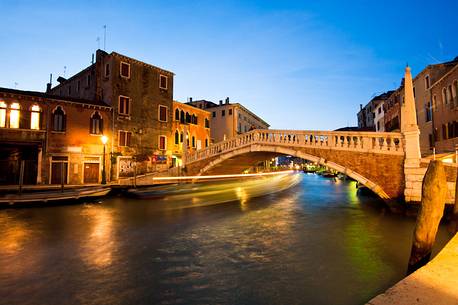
0 87 111 185
187 98 269 143
48 50 174 178
170 101 211 166
357 91 393 130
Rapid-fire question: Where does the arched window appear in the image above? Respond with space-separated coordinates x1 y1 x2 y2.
0 101 6 128
191 114 197 124
9 103 20 128
90 111 103 135
30 105 41 130
448 85 453 105
185 112 191 124
205 138 209 148
443 87 448 105
180 110 185 123
191 135 196 148
174 130 179 145
180 132 184 143
52 106 66 132
175 108 180 121
186 132 190 147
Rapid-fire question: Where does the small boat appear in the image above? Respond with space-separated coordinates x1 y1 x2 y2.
0 187 111 205
321 171 337 178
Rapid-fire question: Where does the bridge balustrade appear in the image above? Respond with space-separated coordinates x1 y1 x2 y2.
185 129 404 164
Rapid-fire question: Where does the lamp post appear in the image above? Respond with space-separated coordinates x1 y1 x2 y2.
101 135 108 184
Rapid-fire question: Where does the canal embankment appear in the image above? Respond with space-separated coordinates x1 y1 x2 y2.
367 232 458 305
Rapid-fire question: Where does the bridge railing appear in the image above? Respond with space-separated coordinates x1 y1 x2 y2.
185 129 404 164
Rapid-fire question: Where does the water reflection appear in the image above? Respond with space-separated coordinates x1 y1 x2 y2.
80 206 116 268
0 174 454 305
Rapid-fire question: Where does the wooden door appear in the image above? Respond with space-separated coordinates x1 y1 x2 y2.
51 162 68 184
84 163 99 184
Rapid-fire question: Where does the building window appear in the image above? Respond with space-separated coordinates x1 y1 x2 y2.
90 111 103 135
204 118 209 128
212 111 216 118
425 75 430 89
180 132 184 143
175 108 180 121
229 109 232 115
0 101 6 128
76 80 80 93
30 105 41 130
120 62 130 78
191 136 196 148
221 110 225 117
185 112 191 124
186 132 190 147
425 102 432 122
159 105 168 122
159 135 167 150
192 114 197 124
174 130 179 145
159 74 168 90
443 88 448 105
118 96 131 116
68 86 71 95
118 130 132 147
9 103 20 129
205 138 209 147
105 63 110 77
180 110 185 123
52 106 66 132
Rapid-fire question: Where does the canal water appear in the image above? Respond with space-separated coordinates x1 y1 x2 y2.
0 173 453 305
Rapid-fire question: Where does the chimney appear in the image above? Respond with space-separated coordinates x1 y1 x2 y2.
360 104 363 110
219 100 223 105
46 73 53 93
91 53 94 64
188 97 193 103
225 97 229 104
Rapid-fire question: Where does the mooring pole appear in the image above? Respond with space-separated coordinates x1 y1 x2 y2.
18 160 25 195
61 162 65 193
407 160 447 274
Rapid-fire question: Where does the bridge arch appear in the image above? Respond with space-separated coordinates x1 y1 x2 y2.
194 144 391 200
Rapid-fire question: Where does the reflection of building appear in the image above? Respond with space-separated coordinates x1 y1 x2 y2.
47 49 174 178
170 101 211 166
0 87 111 185
187 97 269 143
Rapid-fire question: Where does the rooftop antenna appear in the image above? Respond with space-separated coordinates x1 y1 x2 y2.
14 82 18 89
103 25 107 51
63 66 67 78
96 37 100 50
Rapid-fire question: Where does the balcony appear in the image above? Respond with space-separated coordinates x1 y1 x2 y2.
0 127 46 143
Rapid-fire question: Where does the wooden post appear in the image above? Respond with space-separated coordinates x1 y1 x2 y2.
18 160 25 194
407 160 447 274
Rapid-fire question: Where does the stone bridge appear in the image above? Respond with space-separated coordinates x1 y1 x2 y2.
183 129 405 200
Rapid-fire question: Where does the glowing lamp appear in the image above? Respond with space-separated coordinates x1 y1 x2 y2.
101 135 108 145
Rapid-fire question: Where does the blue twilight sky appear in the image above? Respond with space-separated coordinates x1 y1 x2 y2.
1 0 457 130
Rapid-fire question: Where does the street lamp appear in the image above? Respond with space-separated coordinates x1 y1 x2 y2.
101 135 108 184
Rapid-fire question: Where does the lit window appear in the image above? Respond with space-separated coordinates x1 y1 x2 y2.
0 101 6 128
159 135 167 150
30 105 41 130
159 105 167 122
120 62 130 78
52 106 66 132
159 74 168 90
118 96 131 116
10 103 20 128
90 111 103 134
118 130 132 147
